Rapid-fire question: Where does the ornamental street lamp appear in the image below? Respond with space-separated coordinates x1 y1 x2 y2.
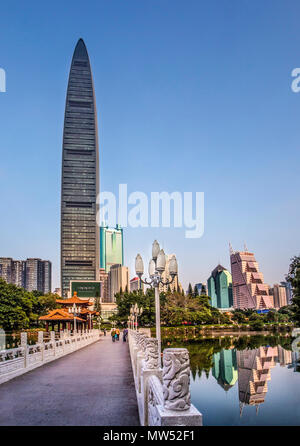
135 240 178 363
68 303 81 334
130 304 143 330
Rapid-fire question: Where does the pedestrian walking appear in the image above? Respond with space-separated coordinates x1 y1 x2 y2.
103 328 106 337
116 328 120 341
111 328 116 342
123 328 128 342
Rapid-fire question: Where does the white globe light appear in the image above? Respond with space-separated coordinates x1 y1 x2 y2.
169 255 178 276
135 254 144 275
156 249 166 272
148 259 155 276
152 240 160 260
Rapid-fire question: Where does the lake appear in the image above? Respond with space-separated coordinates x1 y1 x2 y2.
162 334 300 426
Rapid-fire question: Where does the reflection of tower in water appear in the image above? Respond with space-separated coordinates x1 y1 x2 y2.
237 346 279 416
212 349 238 391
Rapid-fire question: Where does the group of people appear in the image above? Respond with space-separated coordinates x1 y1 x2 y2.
110 327 128 343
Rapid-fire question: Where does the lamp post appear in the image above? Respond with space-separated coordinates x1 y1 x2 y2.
135 240 178 363
69 303 81 334
130 304 143 330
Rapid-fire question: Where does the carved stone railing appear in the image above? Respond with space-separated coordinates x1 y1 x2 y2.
0 329 101 385
128 329 202 426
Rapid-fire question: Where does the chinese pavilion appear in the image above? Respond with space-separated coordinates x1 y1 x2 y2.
39 292 98 332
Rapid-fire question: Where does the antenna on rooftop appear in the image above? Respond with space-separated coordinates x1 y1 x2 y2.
244 241 248 252
229 242 234 255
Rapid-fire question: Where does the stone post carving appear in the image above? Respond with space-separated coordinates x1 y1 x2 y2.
162 348 191 411
20 332 27 368
137 333 146 353
145 338 160 369
38 331 44 362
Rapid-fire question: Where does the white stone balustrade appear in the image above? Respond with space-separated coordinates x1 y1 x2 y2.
128 329 202 426
0 329 101 385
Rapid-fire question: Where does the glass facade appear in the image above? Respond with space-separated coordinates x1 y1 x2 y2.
61 39 100 297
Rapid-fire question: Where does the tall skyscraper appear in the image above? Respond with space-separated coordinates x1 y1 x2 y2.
108 264 129 302
269 283 288 309
61 39 100 297
100 224 124 273
280 281 293 305
207 264 233 309
230 247 273 309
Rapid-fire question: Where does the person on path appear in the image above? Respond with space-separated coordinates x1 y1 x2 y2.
116 328 120 341
111 328 116 342
123 328 128 342
103 328 106 337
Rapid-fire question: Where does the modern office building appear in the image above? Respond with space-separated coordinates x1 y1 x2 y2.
130 276 144 292
99 268 109 302
280 281 293 305
230 247 273 309
212 349 238 391
61 38 100 297
159 254 179 293
0 257 51 293
100 224 124 273
195 283 207 295
269 283 288 309
108 264 129 302
207 264 233 309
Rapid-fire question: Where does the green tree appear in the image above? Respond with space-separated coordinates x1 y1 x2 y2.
286 255 300 326
187 283 193 296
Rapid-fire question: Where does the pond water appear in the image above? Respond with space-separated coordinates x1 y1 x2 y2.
163 335 300 426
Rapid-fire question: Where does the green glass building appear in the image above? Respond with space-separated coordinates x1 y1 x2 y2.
100 225 124 273
207 264 233 309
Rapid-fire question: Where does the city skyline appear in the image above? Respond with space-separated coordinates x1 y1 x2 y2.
1 1 300 291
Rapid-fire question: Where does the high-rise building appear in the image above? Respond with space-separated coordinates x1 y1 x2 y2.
26 258 45 293
130 276 144 292
159 254 179 293
0 257 52 293
99 268 109 302
230 247 273 309
212 349 238 391
100 225 123 273
207 265 233 309
195 283 207 295
108 264 129 302
61 38 100 298
280 281 293 305
42 260 52 294
0 258 13 283
12 260 26 288
269 283 288 309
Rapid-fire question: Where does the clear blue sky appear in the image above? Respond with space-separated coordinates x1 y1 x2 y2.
0 0 300 291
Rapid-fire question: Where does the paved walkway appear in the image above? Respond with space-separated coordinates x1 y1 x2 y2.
0 334 139 426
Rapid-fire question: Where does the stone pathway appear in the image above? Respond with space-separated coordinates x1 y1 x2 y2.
0 334 139 426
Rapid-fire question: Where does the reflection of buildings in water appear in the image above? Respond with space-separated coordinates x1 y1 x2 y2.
278 346 292 367
237 346 292 415
288 351 300 372
212 349 238 391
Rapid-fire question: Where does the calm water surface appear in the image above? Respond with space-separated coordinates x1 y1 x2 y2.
163 335 300 426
